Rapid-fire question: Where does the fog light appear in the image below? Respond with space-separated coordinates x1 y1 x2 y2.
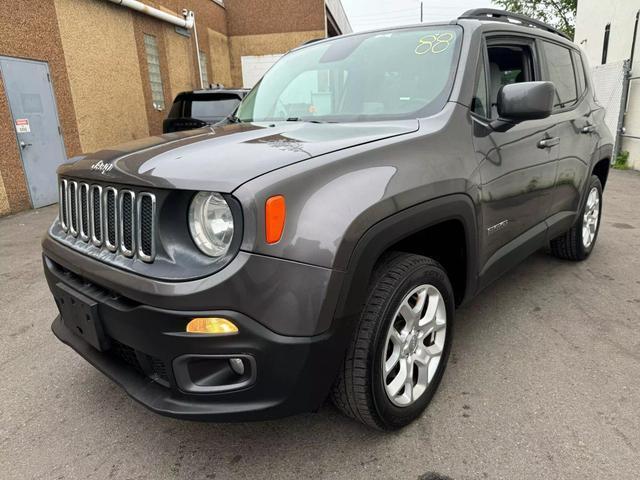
229 358 245 375
186 317 238 334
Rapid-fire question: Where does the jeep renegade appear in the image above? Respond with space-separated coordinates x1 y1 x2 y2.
44 9 612 430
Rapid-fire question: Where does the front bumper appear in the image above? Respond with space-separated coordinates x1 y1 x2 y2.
43 250 349 421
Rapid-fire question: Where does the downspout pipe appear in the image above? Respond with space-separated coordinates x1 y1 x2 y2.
192 13 205 89
105 0 194 29
630 10 639 72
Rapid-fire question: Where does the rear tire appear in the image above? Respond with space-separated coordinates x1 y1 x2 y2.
331 252 455 430
549 175 603 261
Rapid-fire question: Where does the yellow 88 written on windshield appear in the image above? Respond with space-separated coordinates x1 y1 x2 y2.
415 32 455 55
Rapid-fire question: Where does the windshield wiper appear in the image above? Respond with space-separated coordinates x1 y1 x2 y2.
226 114 242 124
285 117 331 124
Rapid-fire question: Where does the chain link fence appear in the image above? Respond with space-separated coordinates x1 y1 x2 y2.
591 59 631 158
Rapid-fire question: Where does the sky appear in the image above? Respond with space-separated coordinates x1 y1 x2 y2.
342 0 495 32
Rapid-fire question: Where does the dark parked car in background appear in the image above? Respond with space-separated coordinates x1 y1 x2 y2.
163 88 248 133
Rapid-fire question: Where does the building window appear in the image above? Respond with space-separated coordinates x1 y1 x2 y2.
143 34 165 110
199 50 209 87
601 23 611 65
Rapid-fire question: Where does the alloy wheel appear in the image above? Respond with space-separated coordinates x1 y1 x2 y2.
582 187 600 248
382 284 447 407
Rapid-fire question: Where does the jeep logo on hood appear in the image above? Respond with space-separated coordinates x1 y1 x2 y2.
90 160 114 175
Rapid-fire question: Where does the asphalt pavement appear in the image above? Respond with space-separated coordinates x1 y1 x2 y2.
1 170 639 480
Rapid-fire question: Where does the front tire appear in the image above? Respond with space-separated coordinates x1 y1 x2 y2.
331 252 455 430
550 175 603 261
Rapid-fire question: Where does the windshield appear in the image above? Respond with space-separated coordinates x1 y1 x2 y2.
236 26 462 123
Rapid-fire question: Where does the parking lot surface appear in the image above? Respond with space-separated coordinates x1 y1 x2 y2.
1 170 639 480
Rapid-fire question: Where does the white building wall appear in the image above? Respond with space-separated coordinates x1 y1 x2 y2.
575 0 640 169
240 54 283 88
325 0 353 34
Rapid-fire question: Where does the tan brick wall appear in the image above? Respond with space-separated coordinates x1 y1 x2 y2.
159 0 228 34
226 0 325 36
208 29 233 87
0 73 27 214
164 28 198 99
149 0 230 92
54 0 149 153
0 171 9 216
228 30 325 87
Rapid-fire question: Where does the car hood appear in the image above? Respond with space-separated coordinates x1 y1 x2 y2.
59 120 419 192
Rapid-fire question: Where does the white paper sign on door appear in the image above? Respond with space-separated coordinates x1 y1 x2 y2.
15 118 31 133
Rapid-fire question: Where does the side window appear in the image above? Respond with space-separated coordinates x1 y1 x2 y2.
486 44 535 118
472 55 488 118
541 41 578 109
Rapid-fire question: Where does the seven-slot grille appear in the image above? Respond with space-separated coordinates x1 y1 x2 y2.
59 179 156 262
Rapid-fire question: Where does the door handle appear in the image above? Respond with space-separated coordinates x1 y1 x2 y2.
537 137 560 149
19 141 32 149
581 118 596 134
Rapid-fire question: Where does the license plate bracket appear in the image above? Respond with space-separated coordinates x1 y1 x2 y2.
56 282 110 351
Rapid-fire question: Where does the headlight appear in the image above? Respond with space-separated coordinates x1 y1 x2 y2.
188 192 234 257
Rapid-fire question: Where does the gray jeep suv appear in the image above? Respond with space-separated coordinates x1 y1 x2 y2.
43 9 612 430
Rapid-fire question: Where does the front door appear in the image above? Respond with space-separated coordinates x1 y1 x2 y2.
0 56 67 207
471 36 558 288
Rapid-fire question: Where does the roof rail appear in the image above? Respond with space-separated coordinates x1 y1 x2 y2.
458 8 571 40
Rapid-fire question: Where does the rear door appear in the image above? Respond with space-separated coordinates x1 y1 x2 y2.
471 35 558 288
538 41 596 238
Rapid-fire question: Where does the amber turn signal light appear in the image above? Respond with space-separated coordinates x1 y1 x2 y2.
186 317 238 334
265 195 286 244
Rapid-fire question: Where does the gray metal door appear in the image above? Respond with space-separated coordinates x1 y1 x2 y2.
0 56 67 208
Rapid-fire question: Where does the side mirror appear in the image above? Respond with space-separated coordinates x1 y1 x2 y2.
490 81 555 132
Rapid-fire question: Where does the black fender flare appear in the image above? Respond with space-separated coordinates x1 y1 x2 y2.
332 193 479 322
592 144 612 180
